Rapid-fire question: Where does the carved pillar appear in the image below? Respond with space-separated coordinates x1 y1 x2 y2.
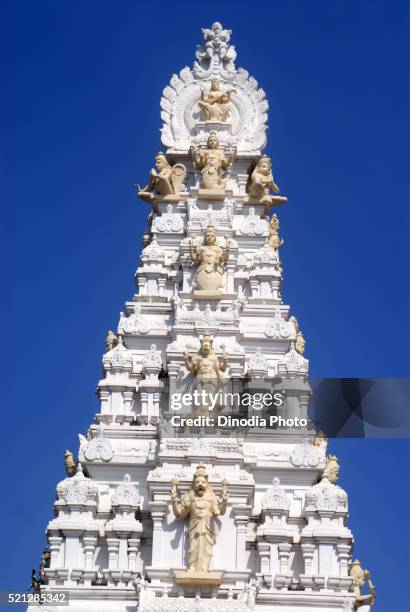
83 535 97 570
232 504 252 570
337 543 350 577
107 537 120 570
122 390 134 415
48 535 62 568
257 541 270 574
99 389 110 415
301 542 315 575
128 537 140 572
149 500 168 567
250 279 259 298
278 542 292 574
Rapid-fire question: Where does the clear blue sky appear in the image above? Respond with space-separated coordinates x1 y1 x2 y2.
3 1 409 609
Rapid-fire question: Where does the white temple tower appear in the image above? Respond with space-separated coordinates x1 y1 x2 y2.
30 22 374 612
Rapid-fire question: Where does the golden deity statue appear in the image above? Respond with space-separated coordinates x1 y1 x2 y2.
198 79 234 122
136 152 186 202
246 155 288 213
189 224 230 297
192 131 233 196
349 559 375 609
268 213 284 250
184 335 228 411
324 455 340 484
171 464 228 573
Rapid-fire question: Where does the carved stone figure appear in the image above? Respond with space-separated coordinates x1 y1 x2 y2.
64 450 77 477
289 316 306 355
268 213 284 250
171 464 228 572
314 430 328 449
189 224 230 297
136 153 186 202
246 155 288 213
349 559 375 608
105 330 118 352
324 455 340 484
198 79 234 122
184 335 228 411
192 131 232 196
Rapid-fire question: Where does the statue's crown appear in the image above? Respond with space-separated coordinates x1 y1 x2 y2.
194 464 209 480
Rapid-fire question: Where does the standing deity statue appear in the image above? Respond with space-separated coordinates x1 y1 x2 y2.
192 131 232 194
105 330 118 352
268 213 284 250
198 79 235 122
324 455 340 484
349 559 375 609
189 224 230 295
184 335 228 411
136 152 186 202
246 155 288 213
64 450 77 477
289 316 306 355
171 464 229 572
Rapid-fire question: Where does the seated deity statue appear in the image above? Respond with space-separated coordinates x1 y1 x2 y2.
189 224 230 296
192 131 233 195
349 559 375 609
171 464 228 573
246 155 287 212
198 79 234 122
184 335 228 411
136 152 186 202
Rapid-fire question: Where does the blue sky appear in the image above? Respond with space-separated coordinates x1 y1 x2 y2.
2 0 409 609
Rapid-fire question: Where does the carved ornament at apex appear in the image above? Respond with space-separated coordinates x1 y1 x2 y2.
136 152 186 203
161 22 269 153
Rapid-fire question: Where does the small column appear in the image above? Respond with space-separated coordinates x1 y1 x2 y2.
278 542 292 574
257 541 271 574
99 389 110 415
48 535 62 568
83 535 97 570
232 504 252 570
107 537 120 570
128 537 140 572
122 390 134 415
149 500 168 567
301 542 315 575
337 543 350 577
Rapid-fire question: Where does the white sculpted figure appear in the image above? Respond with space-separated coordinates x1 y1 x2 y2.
192 131 232 192
198 79 234 122
171 464 228 572
184 335 228 411
136 152 186 202
189 224 230 294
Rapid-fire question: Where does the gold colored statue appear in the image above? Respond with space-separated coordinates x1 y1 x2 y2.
136 153 186 202
189 224 230 297
105 330 118 352
192 131 232 195
268 214 284 250
314 430 328 450
184 335 228 411
349 559 375 608
246 155 287 213
171 464 228 572
198 79 234 122
289 316 306 355
64 450 77 477
324 455 340 484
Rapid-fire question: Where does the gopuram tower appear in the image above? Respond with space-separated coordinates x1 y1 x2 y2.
30 22 375 612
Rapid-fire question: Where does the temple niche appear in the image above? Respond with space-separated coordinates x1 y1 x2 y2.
30 20 374 612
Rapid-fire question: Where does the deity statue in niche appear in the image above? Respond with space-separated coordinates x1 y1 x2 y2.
198 79 235 122
189 224 230 296
192 131 233 196
184 335 228 411
171 464 228 572
136 152 186 202
246 155 288 213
